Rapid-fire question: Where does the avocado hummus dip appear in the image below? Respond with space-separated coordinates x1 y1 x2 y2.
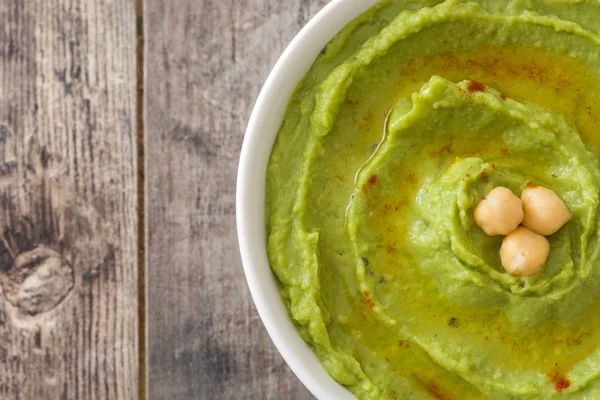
265 1 600 398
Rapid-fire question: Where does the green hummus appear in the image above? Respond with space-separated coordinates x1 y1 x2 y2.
266 1 600 398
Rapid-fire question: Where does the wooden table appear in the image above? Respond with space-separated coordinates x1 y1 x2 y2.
0 0 328 398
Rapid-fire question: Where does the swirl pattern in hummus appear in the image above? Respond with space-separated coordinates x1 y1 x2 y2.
266 1 600 399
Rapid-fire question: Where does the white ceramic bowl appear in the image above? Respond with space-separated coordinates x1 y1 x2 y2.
236 0 383 398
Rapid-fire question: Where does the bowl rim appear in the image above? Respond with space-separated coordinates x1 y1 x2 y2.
236 0 381 398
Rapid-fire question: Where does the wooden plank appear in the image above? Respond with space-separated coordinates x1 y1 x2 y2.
144 0 328 398
0 1 138 399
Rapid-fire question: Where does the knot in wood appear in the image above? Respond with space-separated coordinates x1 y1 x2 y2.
1 245 73 315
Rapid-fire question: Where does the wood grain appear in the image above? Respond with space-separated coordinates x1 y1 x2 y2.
0 1 138 399
144 0 328 398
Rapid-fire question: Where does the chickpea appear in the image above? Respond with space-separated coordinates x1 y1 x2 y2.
521 186 571 236
500 227 550 276
474 187 523 236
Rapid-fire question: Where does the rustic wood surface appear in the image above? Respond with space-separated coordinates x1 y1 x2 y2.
2 0 334 398
144 0 327 398
0 0 139 399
